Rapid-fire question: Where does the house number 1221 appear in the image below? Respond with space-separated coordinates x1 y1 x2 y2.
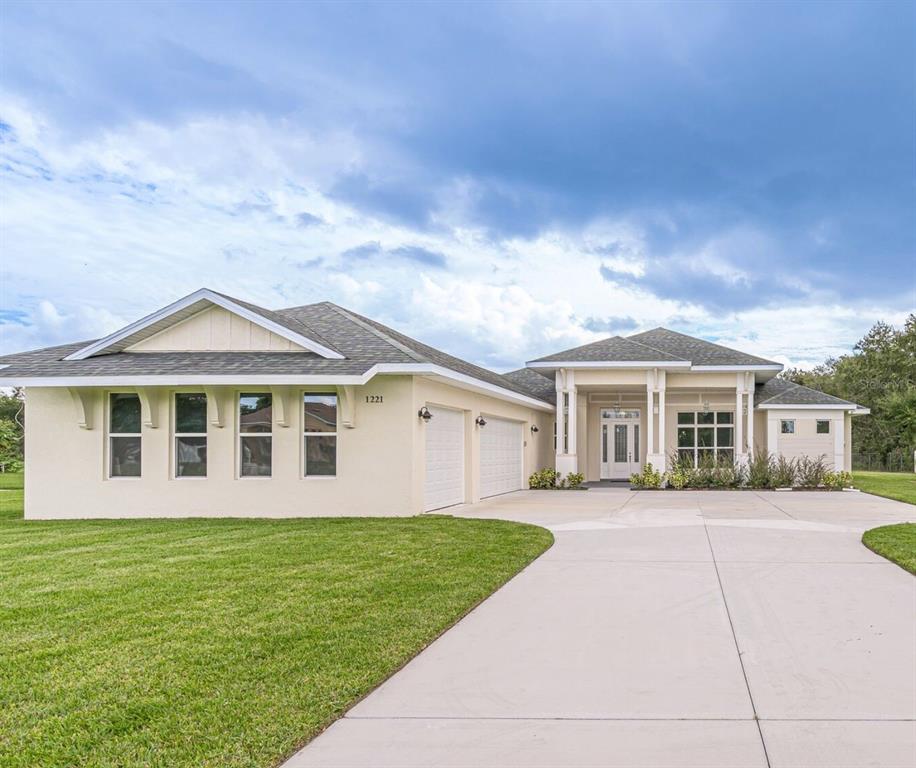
365 395 383 403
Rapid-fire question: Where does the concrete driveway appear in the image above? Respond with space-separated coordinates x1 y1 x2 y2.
286 489 916 768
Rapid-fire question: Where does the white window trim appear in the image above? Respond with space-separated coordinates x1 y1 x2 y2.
303 391 338 479
238 392 273 479
108 392 142 480
781 419 796 434
174 392 208 480
816 419 831 434
676 410 735 466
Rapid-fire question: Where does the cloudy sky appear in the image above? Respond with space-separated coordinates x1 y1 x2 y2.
1 1 913 370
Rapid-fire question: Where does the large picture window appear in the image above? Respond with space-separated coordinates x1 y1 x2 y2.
239 393 272 477
304 393 337 476
677 411 734 466
109 393 141 477
175 393 207 477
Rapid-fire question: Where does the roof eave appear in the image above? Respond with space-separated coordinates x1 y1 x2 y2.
526 360 691 370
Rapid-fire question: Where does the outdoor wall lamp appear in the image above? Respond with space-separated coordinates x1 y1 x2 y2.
530 425 539 433
475 416 487 427
417 406 433 422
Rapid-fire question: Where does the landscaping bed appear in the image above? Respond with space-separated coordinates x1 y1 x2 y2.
0 475 552 768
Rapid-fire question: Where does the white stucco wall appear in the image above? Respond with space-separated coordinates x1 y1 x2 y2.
764 408 849 470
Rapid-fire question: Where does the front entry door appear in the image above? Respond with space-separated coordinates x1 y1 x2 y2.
600 411 641 479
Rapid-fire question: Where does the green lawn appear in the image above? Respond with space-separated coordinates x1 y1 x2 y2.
862 523 916 575
853 471 916 506
0 473 552 767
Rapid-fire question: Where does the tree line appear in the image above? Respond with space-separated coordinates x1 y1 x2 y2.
783 314 915 470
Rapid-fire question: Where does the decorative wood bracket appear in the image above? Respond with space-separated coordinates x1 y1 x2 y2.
68 388 94 430
340 385 356 429
271 387 290 427
137 388 159 428
204 387 224 428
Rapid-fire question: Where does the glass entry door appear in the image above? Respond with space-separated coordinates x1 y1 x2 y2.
600 409 641 480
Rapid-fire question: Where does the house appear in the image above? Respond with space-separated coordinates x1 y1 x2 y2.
0 288 868 519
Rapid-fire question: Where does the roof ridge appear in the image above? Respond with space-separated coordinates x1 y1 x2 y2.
621 335 688 361
756 380 802 405
320 303 428 364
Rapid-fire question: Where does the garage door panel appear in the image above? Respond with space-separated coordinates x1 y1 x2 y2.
480 417 523 499
424 406 465 512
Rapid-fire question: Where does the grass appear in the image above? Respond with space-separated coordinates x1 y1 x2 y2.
853 470 916 506
862 523 916 575
0 472 552 767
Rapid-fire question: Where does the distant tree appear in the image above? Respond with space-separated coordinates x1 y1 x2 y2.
0 389 24 472
782 314 916 464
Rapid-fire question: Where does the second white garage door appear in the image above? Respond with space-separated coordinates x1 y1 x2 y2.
424 406 465 512
480 417 524 499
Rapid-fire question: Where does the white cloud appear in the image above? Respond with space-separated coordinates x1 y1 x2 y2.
0 95 904 369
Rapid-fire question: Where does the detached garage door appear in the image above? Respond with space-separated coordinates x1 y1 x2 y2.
480 417 524 499
424 406 465 512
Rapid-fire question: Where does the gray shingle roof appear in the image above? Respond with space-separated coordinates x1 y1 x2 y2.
628 328 780 367
0 295 550 404
530 336 685 364
529 327 781 367
502 367 557 404
754 378 857 407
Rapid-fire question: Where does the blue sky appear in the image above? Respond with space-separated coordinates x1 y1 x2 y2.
1 1 913 369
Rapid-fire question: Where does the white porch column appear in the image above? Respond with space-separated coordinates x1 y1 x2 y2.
556 368 578 476
657 370 667 470
735 372 747 466
646 370 655 456
646 368 666 471
745 372 755 458
555 369 565 462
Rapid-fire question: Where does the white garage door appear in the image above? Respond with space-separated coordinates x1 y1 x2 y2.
480 417 524 499
424 406 465 512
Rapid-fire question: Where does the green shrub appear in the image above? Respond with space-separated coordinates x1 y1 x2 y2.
528 468 559 489
771 455 797 488
713 460 746 488
566 472 585 489
747 450 773 488
630 462 663 489
666 467 690 489
824 470 853 490
796 455 828 488
692 453 718 488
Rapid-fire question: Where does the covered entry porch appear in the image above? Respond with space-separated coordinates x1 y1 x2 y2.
551 368 757 483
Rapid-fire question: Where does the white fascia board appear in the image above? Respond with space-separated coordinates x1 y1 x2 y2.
851 407 871 415
373 363 555 411
690 364 783 372
757 403 858 410
0 363 555 411
63 288 345 361
0 374 371 387
526 360 691 369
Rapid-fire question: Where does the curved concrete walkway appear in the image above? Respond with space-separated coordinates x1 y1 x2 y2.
286 489 916 768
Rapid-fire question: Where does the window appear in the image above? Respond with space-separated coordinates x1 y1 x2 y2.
109 393 141 477
239 393 272 477
816 419 830 434
304 393 337 476
781 419 795 435
676 411 734 466
175 393 207 477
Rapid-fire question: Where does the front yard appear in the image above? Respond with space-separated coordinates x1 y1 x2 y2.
862 523 916 575
0 474 552 767
853 470 916 505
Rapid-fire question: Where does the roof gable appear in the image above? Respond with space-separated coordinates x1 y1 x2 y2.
754 378 857 407
529 335 687 365
64 289 344 361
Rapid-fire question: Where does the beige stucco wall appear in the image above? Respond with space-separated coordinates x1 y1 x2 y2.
24 377 554 519
25 378 414 519
766 408 848 470
128 306 305 351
